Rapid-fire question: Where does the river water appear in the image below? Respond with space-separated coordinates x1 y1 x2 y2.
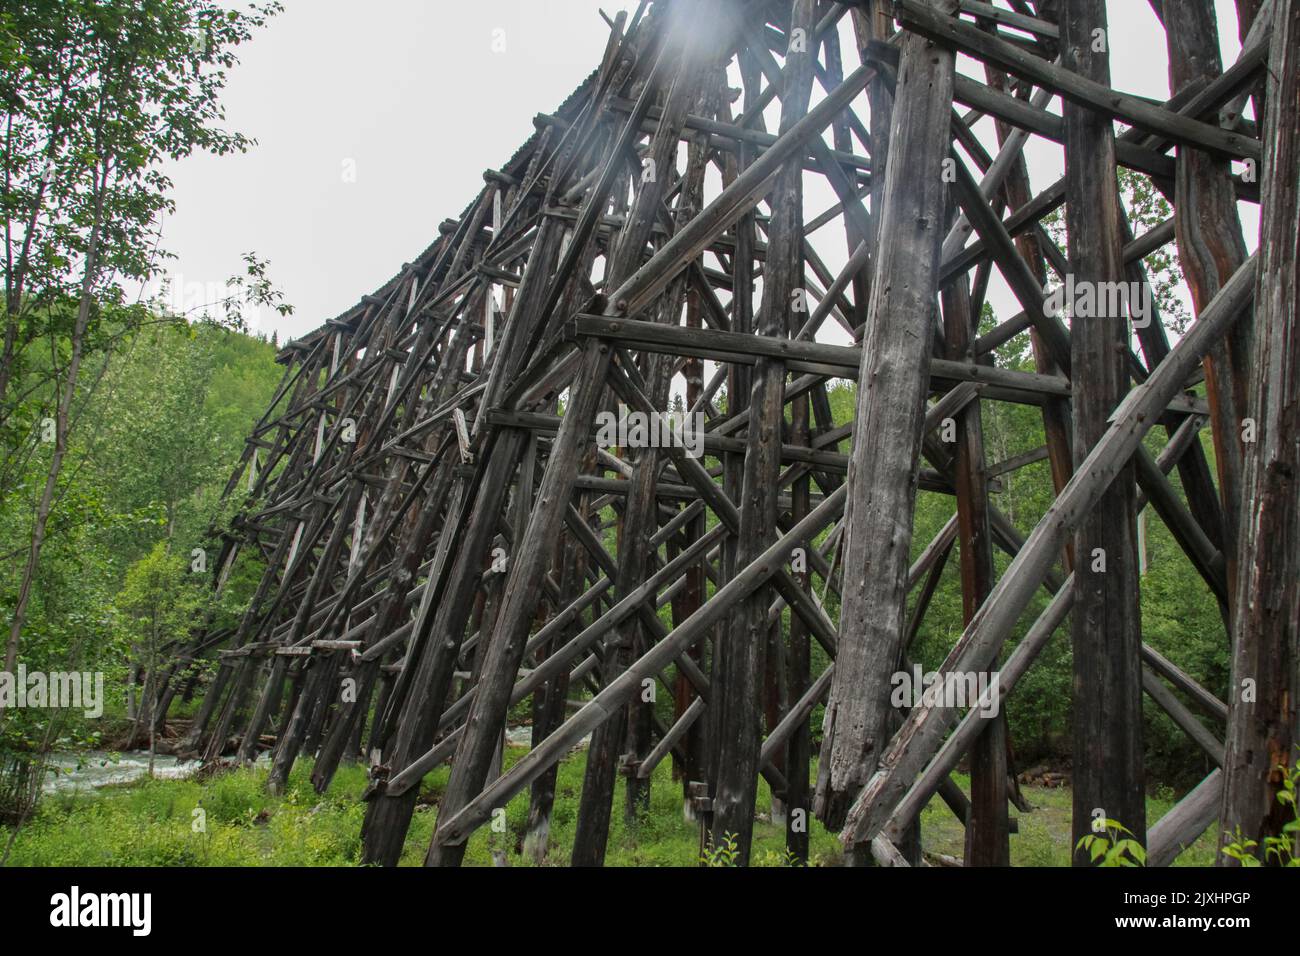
41 751 204 794
40 726 559 795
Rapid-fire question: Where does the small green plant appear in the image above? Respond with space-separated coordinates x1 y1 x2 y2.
755 846 806 867
700 831 740 867
1076 819 1146 867
1221 757 1300 867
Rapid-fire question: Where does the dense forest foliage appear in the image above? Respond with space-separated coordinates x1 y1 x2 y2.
0 0 287 765
1 322 283 750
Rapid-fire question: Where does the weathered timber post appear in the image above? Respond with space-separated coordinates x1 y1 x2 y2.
815 0 960 842
941 274 1007 866
711 0 817 866
571 5 713 866
1219 0 1300 865
1164 0 1253 607
1060 0 1147 861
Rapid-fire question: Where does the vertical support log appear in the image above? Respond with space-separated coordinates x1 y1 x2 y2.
360 209 571 865
785 387 812 863
523 510 584 862
706 43 761 835
942 277 1008 866
202 658 255 761
238 656 286 764
266 651 329 794
569 10 713 865
1061 0 1146 861
710 0 817 866
1219 0 1300 865
1163 0 1252 604
437 341 611 869
266 484 366 792
983 52 1075 819
816 0 959 835
672 283 707 816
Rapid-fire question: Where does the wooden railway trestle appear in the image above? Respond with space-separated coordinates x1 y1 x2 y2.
161 0 1298 867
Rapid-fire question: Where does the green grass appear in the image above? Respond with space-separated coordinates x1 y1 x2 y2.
3 759 368 866
916 778 1219 867
1 746 1220 866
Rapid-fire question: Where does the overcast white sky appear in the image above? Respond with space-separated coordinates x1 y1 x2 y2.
148 0 1259 342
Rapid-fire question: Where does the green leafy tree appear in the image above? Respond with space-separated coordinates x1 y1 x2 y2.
114 542 207 768
1 0 282 690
